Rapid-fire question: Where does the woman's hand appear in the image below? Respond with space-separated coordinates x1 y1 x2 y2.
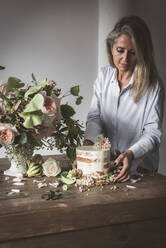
114 150 134 183
72 159 77 169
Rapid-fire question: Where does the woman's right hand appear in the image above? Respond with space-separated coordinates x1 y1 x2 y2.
72 159 77 169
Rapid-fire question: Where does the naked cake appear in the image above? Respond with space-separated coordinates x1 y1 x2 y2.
76 136 111 175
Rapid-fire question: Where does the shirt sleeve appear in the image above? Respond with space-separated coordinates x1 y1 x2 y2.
84 69 104 142
129 82 165 159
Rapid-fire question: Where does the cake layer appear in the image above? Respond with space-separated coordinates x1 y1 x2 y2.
76 146 110 175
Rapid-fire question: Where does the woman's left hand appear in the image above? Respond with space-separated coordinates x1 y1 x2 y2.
114 150 134 183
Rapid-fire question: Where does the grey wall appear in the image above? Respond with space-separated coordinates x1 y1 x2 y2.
0 0 98 157
98 0 166 175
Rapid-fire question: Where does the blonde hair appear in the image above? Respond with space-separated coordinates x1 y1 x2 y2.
106 16 158 102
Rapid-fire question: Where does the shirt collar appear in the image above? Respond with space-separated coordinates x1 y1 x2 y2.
111 68 135 88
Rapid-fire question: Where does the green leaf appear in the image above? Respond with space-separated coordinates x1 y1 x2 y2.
22 94 44 113
70 85 80 96
61 171 76 185
76 96 83 105
18 132 28 145
23 115 33 128
32 73 37 81
23 113 43 128
61 104 75 119
24 80 48 100
0 92 11 105
6 77 25 93
13 89 20 97
31 114 43 126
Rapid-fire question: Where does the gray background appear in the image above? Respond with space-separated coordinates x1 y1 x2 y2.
0 0 165 175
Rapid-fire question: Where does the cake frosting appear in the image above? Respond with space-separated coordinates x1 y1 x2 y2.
76 145 110 175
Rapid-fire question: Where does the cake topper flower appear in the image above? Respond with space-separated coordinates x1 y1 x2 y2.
94 135 111 150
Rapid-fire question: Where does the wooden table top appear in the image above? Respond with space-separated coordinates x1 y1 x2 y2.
0 156 166 242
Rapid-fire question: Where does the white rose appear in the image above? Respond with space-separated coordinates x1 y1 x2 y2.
42 158 61 177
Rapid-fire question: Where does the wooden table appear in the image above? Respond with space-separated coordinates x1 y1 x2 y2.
0 156 166 248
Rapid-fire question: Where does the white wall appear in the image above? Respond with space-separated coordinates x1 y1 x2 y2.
98 0 166 175
0 0 98 157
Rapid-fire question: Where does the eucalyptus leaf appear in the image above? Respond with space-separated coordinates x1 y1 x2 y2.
61 104 75 119
24 80 48 100
76 96 83 105
6 77 24 93
70 85 80 96
22 94 44 113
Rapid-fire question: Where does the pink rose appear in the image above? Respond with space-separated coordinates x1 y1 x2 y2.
41 96 57 116
39 97 61 138
0 123 18 146
0 129 15 145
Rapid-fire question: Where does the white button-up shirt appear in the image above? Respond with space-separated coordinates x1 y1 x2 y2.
84 66 164 172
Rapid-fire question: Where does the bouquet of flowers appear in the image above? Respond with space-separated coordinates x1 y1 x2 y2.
0 74 84 172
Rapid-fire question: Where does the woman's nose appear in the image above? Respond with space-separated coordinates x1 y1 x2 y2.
122 51 129 63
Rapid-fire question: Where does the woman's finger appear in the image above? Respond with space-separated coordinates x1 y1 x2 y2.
118 173 130 182
118 172 128 181
114 153 125 165
114 152 128 165
114 169 127 182
114 157 129 183
121 174 130 182
114 170 129 182
72 159 77 169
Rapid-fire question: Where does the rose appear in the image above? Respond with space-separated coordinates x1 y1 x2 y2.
39 97 61 138
42 157 61 177
0 123 18 146
41 94 61 118
41 96 57 116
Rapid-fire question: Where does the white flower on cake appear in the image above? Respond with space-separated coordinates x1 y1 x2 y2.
94 135 111 150
42 157 61 177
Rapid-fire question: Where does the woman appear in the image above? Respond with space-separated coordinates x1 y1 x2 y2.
74 16 164 182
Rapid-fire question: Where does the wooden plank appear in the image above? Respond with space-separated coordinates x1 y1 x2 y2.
0 217 166 248
0 183 166 241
